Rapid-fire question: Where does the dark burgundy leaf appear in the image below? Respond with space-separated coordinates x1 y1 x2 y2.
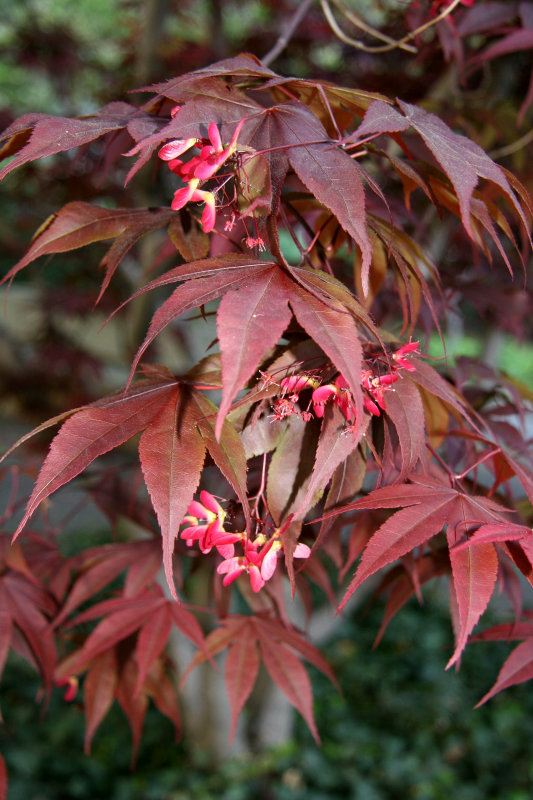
115 656 149 763
83 648 118 753
476 639 533 706
189 390 250 531
4 576 56 687
0 104 142 180
453 522 532 551
138 55 277 99
216 266 291 438
283 105 372 291
0 407 89 468
63 595 166 676
374 553 450 646
225 623 260 742
0 113 49 153
258 631 320 744
267 414 315 525
139 386 206 598
144 660 181 736
294 405 368 522
290 267 379 338
134 605 172 696
127 267 274 386
470 28 533 65
254 617 339 686
472 621 533 642
54 541 160 628
457 2 519 37
167 604 208 656
384 376 426 480
338 494 456 611
13 380 177 539
179 618 249 689
64 593 165 630
287 281 363 421
408 357 478 430
352 99 530 245
125 85 260 182
446 539 498 668
319 477 444 518
122 254 272 300
1 204 174 299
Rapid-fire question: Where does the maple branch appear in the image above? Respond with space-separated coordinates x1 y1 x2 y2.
282 199 335 275
426 442 456 485
278 202 306 264
454 449 501 482
321 0 463 55
325 0 417 54
262 0 315 67
489 128 533 159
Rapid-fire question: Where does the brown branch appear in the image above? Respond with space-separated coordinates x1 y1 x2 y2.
262 0 315 67
327 0 416 54
489 129 533 159
321 0 463 55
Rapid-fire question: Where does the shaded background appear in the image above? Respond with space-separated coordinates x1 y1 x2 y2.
1 1 533 797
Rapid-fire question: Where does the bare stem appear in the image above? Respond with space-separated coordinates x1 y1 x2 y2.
327 0 417 53
262 0 315 67
321 0 463 55
454 448 501 482
489 128 533 159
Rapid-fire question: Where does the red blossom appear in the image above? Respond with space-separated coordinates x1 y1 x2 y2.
392 341 420 372
311 375 356 421
271 397 298 420
170 178 217 233
56 676 79 702
158 138 197 161
280 375 319 395
159 118 246 232
217 536 310 593
180 491 240 557
244 236 267 251
311 383 338 417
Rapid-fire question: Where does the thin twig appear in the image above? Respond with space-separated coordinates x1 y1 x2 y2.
489 128 533 159
262 0 316 67
321 0 463 55
329 0 416 53
315 83 343 140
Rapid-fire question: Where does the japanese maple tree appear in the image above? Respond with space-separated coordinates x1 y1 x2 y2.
1 0 533 788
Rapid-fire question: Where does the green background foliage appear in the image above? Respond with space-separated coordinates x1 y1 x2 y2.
3 591 533 799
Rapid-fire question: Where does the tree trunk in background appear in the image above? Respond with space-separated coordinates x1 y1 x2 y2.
135 0 168 85
209 0 228 61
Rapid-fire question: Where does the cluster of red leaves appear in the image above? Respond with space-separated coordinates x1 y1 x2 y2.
1 52 533 765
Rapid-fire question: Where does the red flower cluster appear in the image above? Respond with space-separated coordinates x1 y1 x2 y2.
269 342 420 424
180 490 241 558
180 491 310 593
159 111 246 233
